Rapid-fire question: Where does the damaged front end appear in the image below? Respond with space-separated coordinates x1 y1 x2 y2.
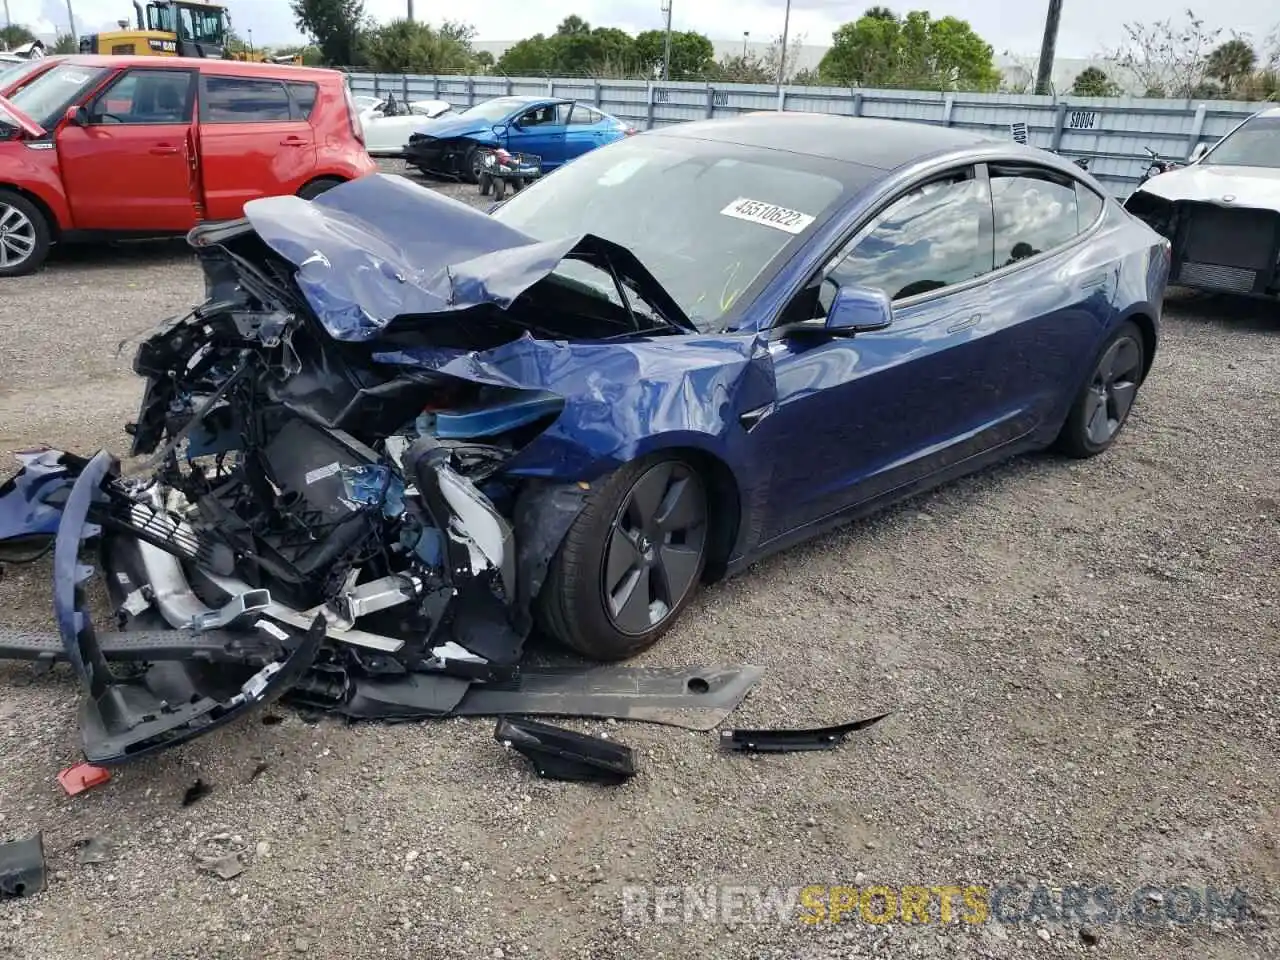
0 176 766 763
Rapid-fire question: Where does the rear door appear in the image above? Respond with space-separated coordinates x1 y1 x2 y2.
197 73 318 220
564 103 612 160
56 67 198 231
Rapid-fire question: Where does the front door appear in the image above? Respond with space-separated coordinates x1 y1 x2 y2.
753 167 1011 540
57 67 198 231
197 74 317 220
505 102 568 168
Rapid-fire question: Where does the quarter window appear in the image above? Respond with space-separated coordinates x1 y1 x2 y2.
826 173 993 302
990 168 1084 266
1076 182 1105 230
286 81 319 120
567 105 599 125
200 76 293 123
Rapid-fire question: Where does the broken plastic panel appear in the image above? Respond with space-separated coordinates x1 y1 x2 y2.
0 833 46 900
495 716 636 784
719 712 892 753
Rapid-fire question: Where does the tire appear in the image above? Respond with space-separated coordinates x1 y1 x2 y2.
478 171 492 196
297 177 344 201
0 189 52 278
493 176 507 201
461 144 483 184
1055 320 1146 458
537 453 710 661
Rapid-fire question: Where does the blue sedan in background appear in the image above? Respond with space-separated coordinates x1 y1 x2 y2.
403 95 635 181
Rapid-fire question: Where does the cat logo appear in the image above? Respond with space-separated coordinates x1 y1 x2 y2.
148 39 178 53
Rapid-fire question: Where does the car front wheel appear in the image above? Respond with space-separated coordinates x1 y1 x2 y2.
538 454 710 661
0 190 51 278
1056 320 1146 458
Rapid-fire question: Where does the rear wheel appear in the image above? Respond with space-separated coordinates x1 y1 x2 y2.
0 190 51 278
538 454 709 661
1055 321 1146 458
297 177 344 201
493 176 507 201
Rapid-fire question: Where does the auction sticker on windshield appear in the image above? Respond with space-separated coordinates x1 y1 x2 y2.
720 197 816 235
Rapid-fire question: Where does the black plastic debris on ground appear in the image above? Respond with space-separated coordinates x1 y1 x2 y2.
182 778 212 806
0 833 46 899
495 717 637 785
720 712 892 753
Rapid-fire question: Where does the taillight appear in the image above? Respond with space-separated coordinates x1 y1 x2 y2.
623 126 637 136
342 82 366 145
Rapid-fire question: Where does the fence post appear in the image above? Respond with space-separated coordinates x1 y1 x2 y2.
594 79 602 106
1050 101 1068 151
402 75 409 101
431 75 438 98
373 75 382 97
505 77 513 96
851 92 863 117
546 77 554 96
706 84 715 119
1185 103 1207 160
646 81 656 130
942 95 955 126
776 85 786 112
466 76 474 107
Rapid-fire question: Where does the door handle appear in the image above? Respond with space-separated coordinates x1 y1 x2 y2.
946 313 982 334
1082 272 1109 290
280 137 309 146
150 144 180 155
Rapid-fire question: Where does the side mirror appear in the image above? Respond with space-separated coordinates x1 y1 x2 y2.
492 122 509 137
64 105 88 126
1189 143 1209 163
826 284 893 334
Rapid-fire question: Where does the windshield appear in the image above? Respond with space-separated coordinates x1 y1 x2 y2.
0 58 49 94
459 97 528 123
1205 116 1280 168
490 136 849 332
9 63 110 130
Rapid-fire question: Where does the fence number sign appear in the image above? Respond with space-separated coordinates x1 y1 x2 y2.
1067 110 1099 130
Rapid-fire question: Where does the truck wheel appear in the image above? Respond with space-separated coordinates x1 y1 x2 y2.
493 177 507 201
478 171 492 196
0 190 51 278
462 145 484 184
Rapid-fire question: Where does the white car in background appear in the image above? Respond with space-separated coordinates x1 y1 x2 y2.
358 94 455 157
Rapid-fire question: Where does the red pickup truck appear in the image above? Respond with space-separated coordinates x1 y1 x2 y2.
0 56 377 276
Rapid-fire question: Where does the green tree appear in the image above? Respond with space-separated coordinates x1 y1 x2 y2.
1070 65 1122 96
495 34 556 74
1204 37 1257 89
51 33 79 54
818 8 1000 91
291 0 367 66
709 53 773 84
364 19 475 73
274 43 325 65
0 24 37 49
634 29 714 79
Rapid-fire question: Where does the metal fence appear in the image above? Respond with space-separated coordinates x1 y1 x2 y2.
348 73 1269 197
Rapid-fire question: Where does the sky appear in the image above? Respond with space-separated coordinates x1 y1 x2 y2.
5 0 1277 59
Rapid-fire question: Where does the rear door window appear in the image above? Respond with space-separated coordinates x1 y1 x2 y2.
200 75 292 123
990 167 1086 266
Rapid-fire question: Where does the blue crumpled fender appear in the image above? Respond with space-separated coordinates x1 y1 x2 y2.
373 331 777 482
0 449 79 547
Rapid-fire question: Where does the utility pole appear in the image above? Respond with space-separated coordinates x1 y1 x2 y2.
742 31 749 58
775 0 791 96
3 1 10 30
65 0 77 39
1034 0 1062 95
660 0 672 80
407 0 414 22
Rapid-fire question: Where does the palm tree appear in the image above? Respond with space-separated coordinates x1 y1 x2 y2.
1205 38 1257 92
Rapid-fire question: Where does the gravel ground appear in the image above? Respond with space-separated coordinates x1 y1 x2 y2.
0 167 1277 959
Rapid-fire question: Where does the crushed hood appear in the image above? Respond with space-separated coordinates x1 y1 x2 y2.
1136 162 1280 209
236 174 695 341
409 111 499 141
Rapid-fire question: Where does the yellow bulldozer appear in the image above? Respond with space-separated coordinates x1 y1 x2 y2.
79 1 302 64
